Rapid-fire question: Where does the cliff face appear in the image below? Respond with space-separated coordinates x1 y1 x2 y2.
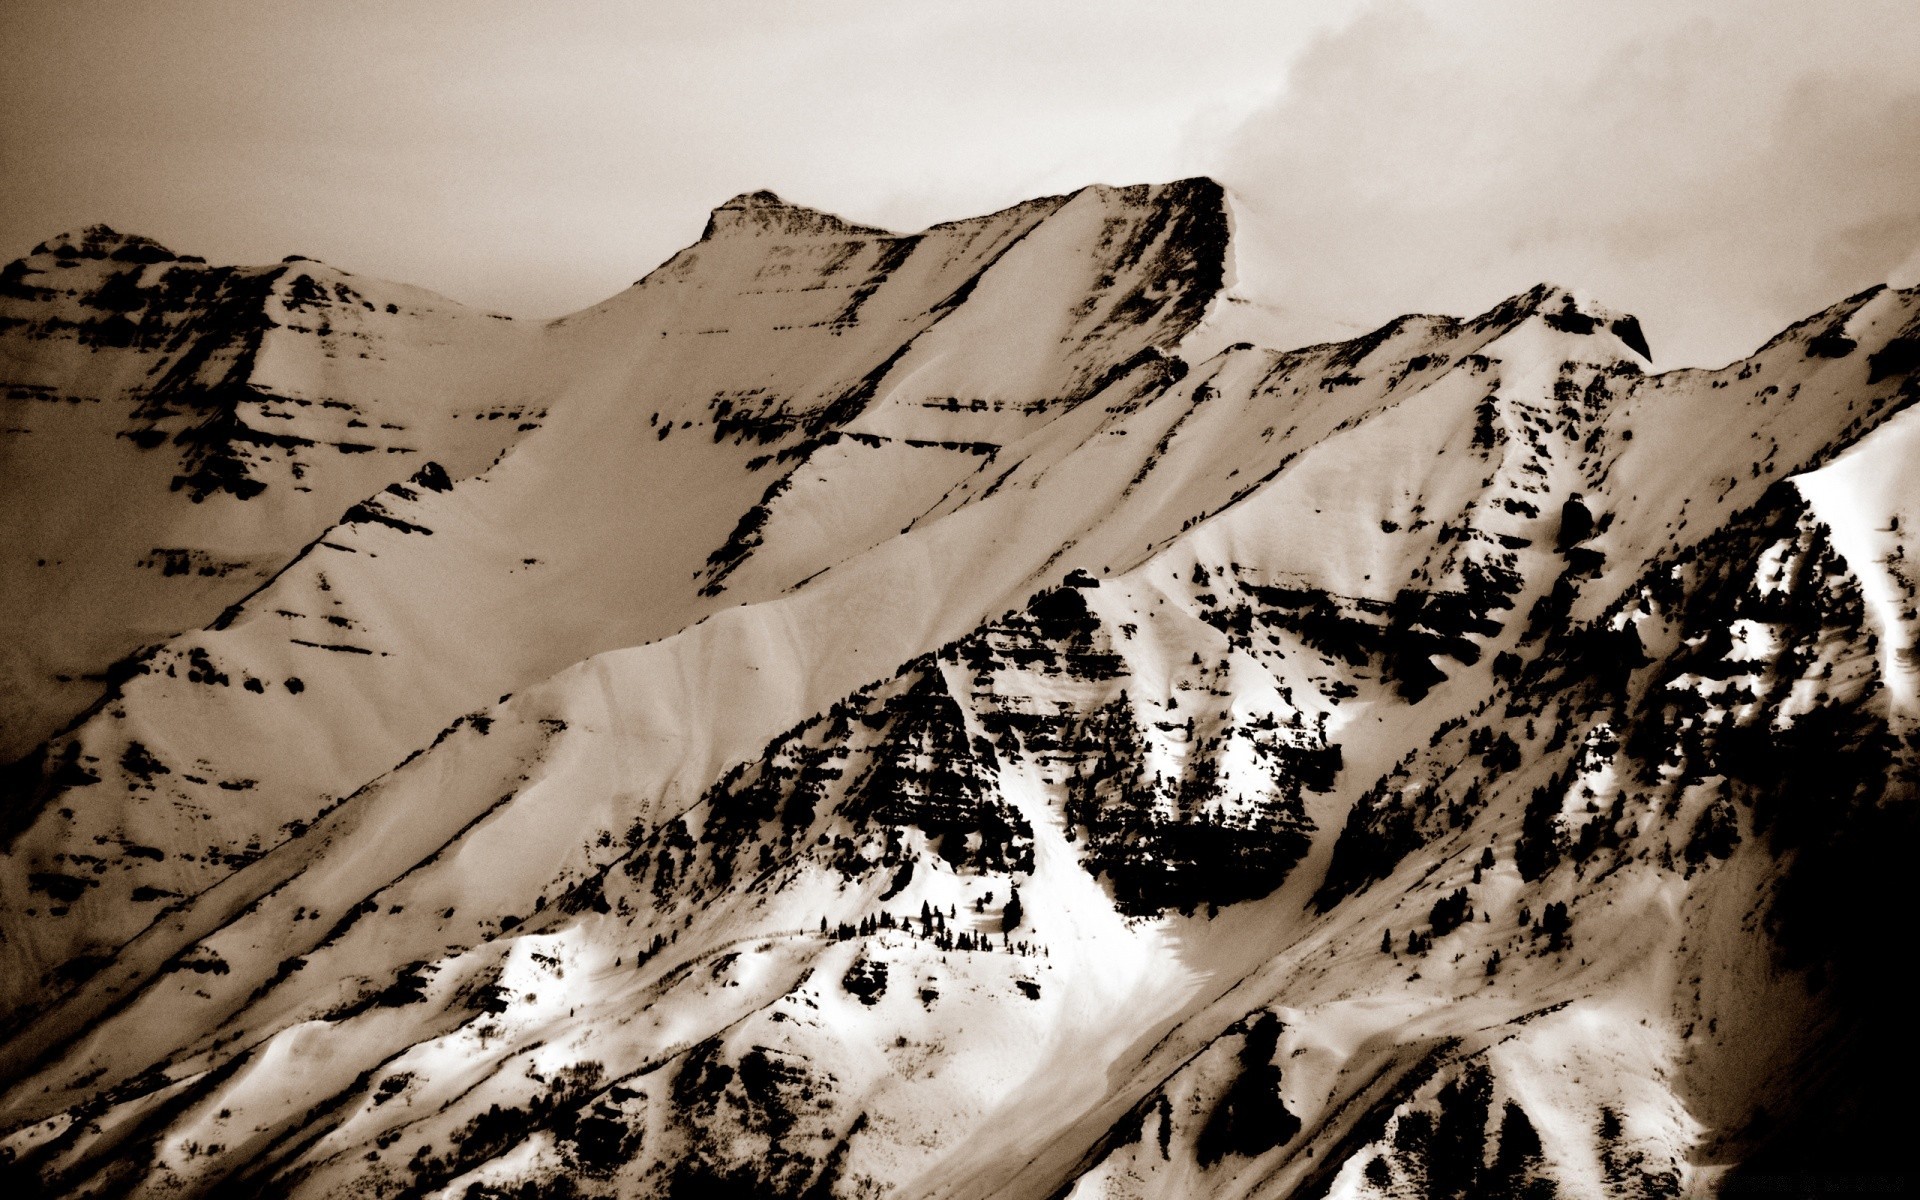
0 181 1915 1199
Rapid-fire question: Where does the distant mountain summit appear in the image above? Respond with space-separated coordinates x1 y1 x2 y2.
2 179 1916 1198
700 190 891 239
28 224 179 263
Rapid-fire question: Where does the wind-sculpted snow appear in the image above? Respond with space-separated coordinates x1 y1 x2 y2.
2 183 1919 1199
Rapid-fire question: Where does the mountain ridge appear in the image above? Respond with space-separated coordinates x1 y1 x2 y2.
2 177 1917 1198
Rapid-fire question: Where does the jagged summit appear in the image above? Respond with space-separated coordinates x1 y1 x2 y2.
1467 280 1653 361
26 223 176 263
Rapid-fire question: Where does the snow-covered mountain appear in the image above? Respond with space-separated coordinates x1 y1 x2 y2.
1 179 1914 1199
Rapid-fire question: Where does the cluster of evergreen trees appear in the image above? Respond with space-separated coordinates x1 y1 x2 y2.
1378 1063 1555 1199
1536 901 1572 952
1379 884 1482 957
815 889 1040 957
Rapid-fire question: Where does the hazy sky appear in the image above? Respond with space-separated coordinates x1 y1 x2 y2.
3 0 1916 367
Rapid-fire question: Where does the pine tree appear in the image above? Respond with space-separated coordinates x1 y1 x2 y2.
1540 901 1572 951
1003 885 1023 932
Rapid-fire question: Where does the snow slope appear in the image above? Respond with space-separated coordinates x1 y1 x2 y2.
2 183 1917 1199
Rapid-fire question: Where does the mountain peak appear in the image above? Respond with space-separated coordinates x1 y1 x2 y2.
1476 281 1652 361
28 224 176 264
701 190 890 240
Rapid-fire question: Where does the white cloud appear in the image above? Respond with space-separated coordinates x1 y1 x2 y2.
1212 0 1920 366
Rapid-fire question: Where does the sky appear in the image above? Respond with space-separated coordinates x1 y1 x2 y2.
2 0 1917 367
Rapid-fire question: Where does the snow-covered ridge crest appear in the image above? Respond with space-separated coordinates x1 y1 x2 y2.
28 224 178 263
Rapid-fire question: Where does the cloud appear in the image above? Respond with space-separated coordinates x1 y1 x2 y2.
1890 247 1920 291
4 0 1913 355
1214 0 1920 366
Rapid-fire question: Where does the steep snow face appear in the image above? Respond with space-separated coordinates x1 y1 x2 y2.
1790 378 1920 713
2 187 1918 1200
